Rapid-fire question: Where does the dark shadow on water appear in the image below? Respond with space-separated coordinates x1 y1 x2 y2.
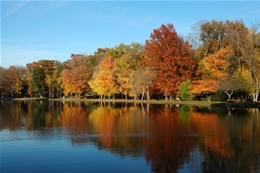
211 102 260 108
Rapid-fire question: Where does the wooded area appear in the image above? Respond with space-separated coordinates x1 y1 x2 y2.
1 20 260 102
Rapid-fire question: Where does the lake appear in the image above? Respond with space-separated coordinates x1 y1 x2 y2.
1 100 260 173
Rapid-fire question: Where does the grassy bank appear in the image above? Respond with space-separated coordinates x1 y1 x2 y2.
12 97 48 101
5 97 260 108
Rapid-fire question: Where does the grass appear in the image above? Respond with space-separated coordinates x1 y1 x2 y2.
49 98 260 108
5 97 260 108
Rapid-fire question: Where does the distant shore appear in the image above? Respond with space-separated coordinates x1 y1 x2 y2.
1 97 258 108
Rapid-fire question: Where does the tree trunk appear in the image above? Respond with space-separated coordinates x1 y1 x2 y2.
207 95 211 102
134 94 137 101
252 91 259 102
146 90 150 100
225 91 233 101
125 90 128 100
141 86 145 101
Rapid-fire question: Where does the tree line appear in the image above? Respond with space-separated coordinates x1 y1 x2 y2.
0 20 259 102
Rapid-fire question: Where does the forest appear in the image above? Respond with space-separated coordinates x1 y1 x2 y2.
0 20 260 102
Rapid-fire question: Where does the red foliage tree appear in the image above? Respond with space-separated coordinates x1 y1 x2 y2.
144 24 196 99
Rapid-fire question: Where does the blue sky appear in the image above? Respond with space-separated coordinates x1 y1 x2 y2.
1 1 260 68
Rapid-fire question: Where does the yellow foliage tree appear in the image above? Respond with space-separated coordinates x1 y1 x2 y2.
89 56 118 99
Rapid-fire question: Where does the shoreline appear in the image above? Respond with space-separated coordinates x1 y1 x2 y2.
3 97 259 108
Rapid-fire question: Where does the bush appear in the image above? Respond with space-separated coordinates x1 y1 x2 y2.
179 79 192 101
211 91 228 101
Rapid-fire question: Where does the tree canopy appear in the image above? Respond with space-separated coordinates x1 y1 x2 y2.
1 20 259 102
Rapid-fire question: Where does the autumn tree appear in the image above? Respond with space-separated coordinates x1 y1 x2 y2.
130 67 155 100
144 23 196 100
105 43 126 68
53 62 63 97
89 56 118 99
238 25 260 102
0 67 9 97
5 66 26 96
116 43 144 98
224 20 260 102
193 20 240 77
98 43 144 99
39 60 58 97
197 20 229 57
191 19 259 101
116 68 132 99
226 20 248 73
194 49 228 101
190 80 218 101
26 60 58 97
26 62 37 96
60 54 94 97
204 46 235 80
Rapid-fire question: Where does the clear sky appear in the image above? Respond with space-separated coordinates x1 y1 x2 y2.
1 1 260 68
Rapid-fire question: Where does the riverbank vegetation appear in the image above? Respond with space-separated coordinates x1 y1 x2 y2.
1 20 259 102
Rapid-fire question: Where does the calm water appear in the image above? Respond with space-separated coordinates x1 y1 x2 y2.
0 100 260 173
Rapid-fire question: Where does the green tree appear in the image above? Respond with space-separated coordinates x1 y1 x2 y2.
54 62 63 97
179 79 192 101
26 60 58 97
31 68 45 97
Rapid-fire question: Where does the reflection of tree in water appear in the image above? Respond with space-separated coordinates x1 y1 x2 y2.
145 105 196 173
88 105 149 158
30 100 48 129
0 101 25 131
1 101 260 172
60 102 91 134
192 108 260 173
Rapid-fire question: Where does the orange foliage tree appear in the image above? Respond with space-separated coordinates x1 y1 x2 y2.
190 80 218 101
144 23 196 99
5 66 26 96
60 54 93 97
204 46 234 80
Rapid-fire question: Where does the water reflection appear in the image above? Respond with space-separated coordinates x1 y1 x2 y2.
0 101 260 173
